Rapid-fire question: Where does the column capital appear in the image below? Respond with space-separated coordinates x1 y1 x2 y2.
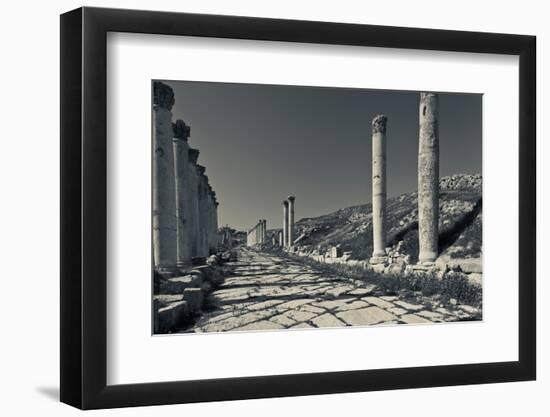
153 81 174 110
173 119 190 140
372 114 388 134
287 196 295 202
188 148 200 164
283 200 289 207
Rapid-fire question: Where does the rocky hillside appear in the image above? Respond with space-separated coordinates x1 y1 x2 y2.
292 174 482 265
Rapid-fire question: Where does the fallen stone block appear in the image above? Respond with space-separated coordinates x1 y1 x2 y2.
183 288 204 314
159 274 203 294
157 301 188 333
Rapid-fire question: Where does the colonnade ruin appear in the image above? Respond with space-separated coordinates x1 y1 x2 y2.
245 92 442 268
153 81 219 274
369 92 440 266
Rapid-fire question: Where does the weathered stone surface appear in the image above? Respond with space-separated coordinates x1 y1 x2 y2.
336 307 397 326
160 274 202 294
393 300 424 311
388 307 408 316
371 114 388 259
362 296 395 309
400 314 432 324
234 320 284 331
183 288 203 314
158 300 188 332
335 300 369 312
311 313 346 327
418 92 439 263
291 322 314 329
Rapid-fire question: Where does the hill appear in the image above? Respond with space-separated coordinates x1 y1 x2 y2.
291 174 482 268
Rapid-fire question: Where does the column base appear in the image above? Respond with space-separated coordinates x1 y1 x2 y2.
369 256 386 265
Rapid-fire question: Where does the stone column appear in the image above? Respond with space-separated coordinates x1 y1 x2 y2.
263 220 267 243
278 230 283 247
283 201 289 248
370 115 388 263
288 196 295 247
197 167 209 259
152 81 177 273
188 149 200 259
172 119 193 269
418 92 440 264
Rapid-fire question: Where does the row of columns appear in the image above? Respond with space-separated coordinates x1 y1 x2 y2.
153 81 219 273
370 92 439 265
246 219 267 246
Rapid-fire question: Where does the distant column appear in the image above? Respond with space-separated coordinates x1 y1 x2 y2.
278 230 283 247
263 219 267 243
288 196 295 247
370 114 388 263
172 119 192 269
152 81 177 273
418 92 440 264
283 201 289 248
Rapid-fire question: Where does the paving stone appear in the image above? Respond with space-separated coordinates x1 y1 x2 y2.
348 285 376 296
290 322 314 329
247 299 286 311
400 314 432 324
393 300 425 311
312 298 355 310
299 304 325 314
380 295 398 301
325 285 354 298
270 313 297 327
284 310 317 323
276 298 312 310
233 320 284 331
362 296 395 309
335 300 369 312
336 307 397 326
311 313 346 328
417 310 445 320
388 307 408 316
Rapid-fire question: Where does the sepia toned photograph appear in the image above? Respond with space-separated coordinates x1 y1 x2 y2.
152 80 482 335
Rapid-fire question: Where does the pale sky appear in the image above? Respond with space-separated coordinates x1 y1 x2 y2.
161 80 482 231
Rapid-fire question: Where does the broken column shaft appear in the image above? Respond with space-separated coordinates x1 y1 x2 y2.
283 201 289 247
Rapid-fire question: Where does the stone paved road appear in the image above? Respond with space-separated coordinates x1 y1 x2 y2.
187 247 476 333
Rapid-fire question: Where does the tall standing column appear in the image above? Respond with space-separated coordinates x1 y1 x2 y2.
263 220 267 243
283 201 289 248
197 167 209 259
288 196 295 248
188 149 200 259
172 119 192 269
371 115 388 263
418 92 440 264
152 81 177 273
278 230 283 247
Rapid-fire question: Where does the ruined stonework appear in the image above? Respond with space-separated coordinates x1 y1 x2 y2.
153 81 177 272
246 220 264 247
418 92 439 263
371 114 388 263
151 81 220 273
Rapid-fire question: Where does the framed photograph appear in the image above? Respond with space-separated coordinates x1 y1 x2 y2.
60 7 536 409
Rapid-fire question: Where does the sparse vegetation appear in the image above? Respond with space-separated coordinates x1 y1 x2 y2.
269 247 482 308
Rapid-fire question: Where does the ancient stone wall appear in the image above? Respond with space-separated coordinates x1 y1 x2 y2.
153 81 220 272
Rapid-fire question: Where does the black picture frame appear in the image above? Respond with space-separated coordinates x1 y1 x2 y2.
60 6 536 410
